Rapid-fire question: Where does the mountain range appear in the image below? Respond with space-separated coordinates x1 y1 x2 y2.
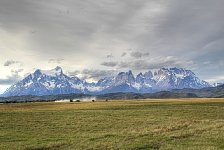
2 66 211 97
1 84 224 103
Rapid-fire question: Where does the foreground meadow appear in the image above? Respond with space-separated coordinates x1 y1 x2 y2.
0 98 224 150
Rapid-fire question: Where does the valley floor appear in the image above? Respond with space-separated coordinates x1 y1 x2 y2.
1 98 224 150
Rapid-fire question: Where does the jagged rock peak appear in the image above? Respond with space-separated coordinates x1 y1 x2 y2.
2 67 211 97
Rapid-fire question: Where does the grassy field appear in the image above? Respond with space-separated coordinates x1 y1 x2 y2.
1 98 224 150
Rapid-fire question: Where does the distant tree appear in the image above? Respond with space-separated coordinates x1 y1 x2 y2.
92 100 95 102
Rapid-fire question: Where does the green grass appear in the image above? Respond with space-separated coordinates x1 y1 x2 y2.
0 99 224 150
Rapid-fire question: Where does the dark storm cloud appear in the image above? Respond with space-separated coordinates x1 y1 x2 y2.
0 76 17 85
118 57 187 70
3 60 21 66
121 52 127 57
1 0 223 59
82 69 116 80
0 0 149 56
106 54 113 59
101 61 118 67
67 70 80 77
101 55 192 71
130 51 150 59
0 69 23 85
140 0 224 60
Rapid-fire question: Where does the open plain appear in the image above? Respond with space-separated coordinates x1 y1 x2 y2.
1 98 224 150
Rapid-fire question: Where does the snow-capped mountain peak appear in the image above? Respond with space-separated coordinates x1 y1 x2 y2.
2 67 211 97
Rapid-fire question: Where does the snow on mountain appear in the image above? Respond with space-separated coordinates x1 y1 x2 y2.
2 67 211 96
152 68 210 89
3 67 84 96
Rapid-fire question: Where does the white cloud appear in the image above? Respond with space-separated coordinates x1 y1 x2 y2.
3 60 21 66
205 75 224 84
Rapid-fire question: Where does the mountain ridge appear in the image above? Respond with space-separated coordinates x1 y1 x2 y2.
1 84 224 102
2 66 211 97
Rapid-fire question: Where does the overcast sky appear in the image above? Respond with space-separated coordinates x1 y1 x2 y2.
0 0 224 93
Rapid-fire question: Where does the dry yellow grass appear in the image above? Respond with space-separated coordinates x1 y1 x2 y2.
0 98 224 150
